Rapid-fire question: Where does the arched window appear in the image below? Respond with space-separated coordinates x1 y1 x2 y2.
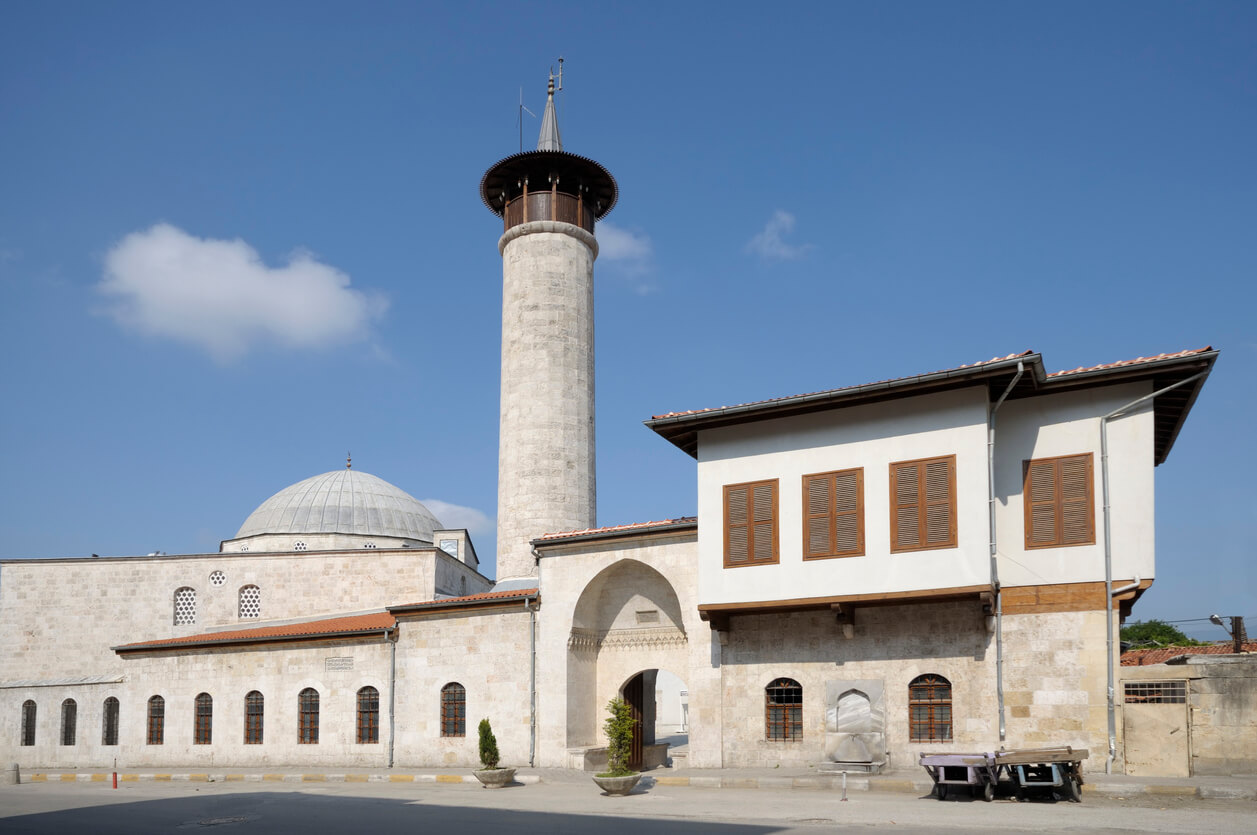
765 678 802 741
147 696 164 745
239 585 261 619
356 686 379 744
440 682 466 738
909 674 952 743
244 691 264 744
21 700 36 746
194 693 213 745
298 688 319 744
174 587 196 625
60 699 77 746
102 697 120 746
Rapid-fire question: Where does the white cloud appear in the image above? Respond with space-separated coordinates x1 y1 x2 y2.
421 499 494 538
98 223 387 362
596 222 652 262
745 210 813 260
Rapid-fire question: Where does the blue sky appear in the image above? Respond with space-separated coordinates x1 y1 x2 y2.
2 2 1253 640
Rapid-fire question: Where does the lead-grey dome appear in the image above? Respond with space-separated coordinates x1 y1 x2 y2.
234 470 443 542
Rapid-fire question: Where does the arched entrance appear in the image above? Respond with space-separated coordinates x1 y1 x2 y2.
621 668 688 771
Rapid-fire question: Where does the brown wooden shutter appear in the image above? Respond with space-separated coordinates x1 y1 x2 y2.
725 480 777 566
891 456 956 552
923 459 953 546
833 469 862 554
1025 459 1058 545
752 482 776 562
893 462 920 549
726 485 749 564
804 468 864 559
1023 453 1094 549
805 474 832 557
1060 456 1091 544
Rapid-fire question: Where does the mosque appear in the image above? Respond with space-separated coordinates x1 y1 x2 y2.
0 72 1217 776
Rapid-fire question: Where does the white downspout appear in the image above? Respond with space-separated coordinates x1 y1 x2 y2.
1101 371 1207 773
989 360 1023 744
386 625 397 769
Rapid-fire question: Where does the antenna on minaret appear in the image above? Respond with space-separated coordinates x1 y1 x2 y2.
517 88 535 154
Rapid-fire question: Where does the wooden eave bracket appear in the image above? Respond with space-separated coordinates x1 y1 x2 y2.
980 591 995 615
700 610 730 635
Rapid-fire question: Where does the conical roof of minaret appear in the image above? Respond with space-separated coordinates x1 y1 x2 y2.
537 72 562 151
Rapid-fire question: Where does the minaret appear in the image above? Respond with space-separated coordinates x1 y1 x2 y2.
480 67 617 582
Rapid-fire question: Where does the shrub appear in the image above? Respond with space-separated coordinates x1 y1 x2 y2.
478 718 500 770
601 696 638 776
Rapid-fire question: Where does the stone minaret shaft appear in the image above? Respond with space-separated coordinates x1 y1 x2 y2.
480 70 618 582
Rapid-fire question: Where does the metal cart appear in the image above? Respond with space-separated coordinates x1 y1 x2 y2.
919 746 1088 802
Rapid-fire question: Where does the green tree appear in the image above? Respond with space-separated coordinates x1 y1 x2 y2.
477 718 500 770
1121 619 1206 647
601 697 638 777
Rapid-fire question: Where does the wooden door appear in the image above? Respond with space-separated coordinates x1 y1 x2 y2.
624 674 644 771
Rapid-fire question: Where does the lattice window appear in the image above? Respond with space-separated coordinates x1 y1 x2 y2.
293 541 307 551
244 691 263 744
441 683 466 737
239 585 261 619
194 693 212 745
147 696 164 745
1123 680 1187 704
239 544 250 552
21 700 36 747
766 678 802 741
363 542 376 549
909 674 953 743
209 570 225 587
173 587 196 625
60 699 77 746
298 688 319 744
102 697 119 746
357 687 379 744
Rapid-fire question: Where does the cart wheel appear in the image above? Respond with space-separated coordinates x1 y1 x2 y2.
983 780 995 802
1064 776 1081 803
936 784 948 800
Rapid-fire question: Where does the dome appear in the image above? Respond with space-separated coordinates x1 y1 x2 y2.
233 470 443 543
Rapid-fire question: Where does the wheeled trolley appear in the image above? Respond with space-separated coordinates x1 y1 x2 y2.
918 752 1001 801
919 746 1088 803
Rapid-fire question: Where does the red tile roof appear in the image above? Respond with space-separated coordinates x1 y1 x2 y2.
1048 347 1214 379
535 516 698 542
1121 641 1257 666
388 587 538 612
114 612 396 653
650 352 1035 420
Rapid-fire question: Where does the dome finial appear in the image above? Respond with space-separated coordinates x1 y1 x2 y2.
346 452 352 470
537 59 563 152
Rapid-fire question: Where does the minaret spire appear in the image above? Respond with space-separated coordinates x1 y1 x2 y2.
537 63 562 152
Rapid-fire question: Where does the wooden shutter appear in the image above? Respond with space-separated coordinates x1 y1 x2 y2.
724 480 778 566
804 468 864 559
891 456 956 552
1024 453 1094 548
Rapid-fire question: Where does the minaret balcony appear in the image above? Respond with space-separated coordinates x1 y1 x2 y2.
502 191 595 235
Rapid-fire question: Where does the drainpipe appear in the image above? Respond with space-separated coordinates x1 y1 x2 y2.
529 546 543 768
988 360 1023 744
1101 371 1207 774
386 625 397 769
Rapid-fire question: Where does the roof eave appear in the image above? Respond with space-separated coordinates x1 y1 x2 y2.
532 519 699 549
113 626 392 654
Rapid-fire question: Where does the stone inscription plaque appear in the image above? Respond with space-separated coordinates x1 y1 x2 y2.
325 657 354 672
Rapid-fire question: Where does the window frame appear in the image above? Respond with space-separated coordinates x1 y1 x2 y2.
102 697 119 746
60 698 77 746
21 700 36 747
1023 452 1095 550
440 682 466 738
298 688 319 745
194 693 213 745
238 584 261 619
723 479 780 568
173 586 197 625
244 691 264 745
765 678 803 742
908 674 953 744
147 695 165 745
356 687 380 744
802 467 865 560
889 455 957 553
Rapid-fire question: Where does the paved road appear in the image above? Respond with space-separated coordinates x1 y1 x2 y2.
0 779 1252 834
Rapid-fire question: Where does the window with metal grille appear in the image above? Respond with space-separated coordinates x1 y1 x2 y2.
1123 680 1187 704
102 697 119 746
60 699 77 746
890 456 957 552
298 688 319 744
244 691 264 744
1024 453 1094 549
441 682 466 737
21 700 36 746
356 687 379 744
194 693 212 745
239 585 261 619
803 468 865 559
147 696 164 745
294 541 307 551
209 570 225 586
724 479 779 567
909 674 952 743
765 678 802 741
174 587 197 625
